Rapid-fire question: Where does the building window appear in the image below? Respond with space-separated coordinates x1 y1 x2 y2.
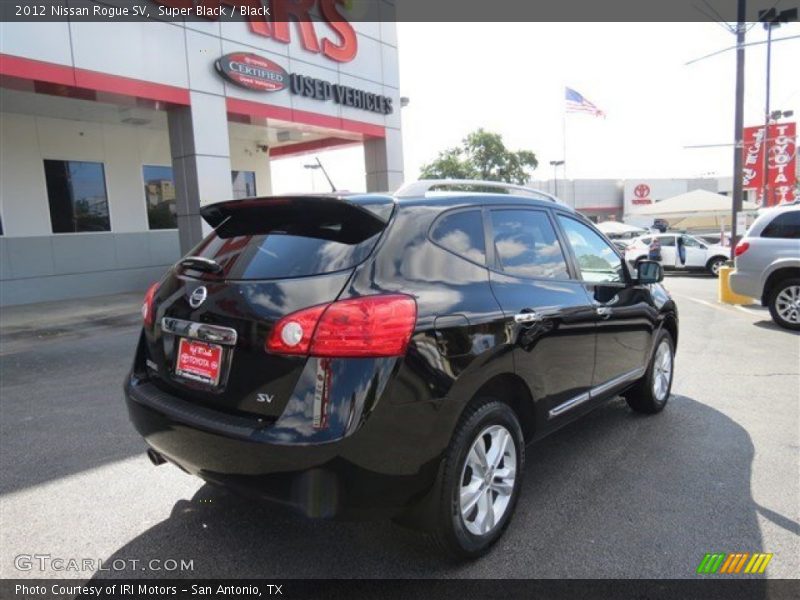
44 160 110 233
231 171 257 199
143 165 177 229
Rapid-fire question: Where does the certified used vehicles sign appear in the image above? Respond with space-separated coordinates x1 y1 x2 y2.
215 52 288 92
214 51 393 114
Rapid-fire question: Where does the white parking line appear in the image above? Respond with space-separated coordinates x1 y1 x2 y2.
671 293 756 317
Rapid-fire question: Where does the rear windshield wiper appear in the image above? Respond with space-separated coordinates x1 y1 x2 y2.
179 256 223 274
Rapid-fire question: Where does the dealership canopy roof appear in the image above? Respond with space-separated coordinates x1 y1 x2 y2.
634 189 758 217
596 221 647 236
634 189 758 231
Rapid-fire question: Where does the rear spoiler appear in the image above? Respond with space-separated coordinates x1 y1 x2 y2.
199 195 394 240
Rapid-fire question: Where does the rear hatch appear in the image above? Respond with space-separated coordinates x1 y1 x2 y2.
141 195 394 420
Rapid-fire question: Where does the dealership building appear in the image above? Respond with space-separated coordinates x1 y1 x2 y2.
528 176 761 224
0 9 402 306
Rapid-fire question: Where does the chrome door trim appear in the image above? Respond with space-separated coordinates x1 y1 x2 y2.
548 392 591 418
161 317 238 346
590 366 646 398
548 366 646 419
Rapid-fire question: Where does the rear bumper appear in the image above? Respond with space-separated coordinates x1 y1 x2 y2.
124 374 440 518
729 270 761 301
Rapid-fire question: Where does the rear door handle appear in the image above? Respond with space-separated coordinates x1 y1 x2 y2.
596 306 613 318
514 311 543 324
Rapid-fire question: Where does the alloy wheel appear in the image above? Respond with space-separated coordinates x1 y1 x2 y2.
652 340 673 402
459 425 517 536
775 285 800 325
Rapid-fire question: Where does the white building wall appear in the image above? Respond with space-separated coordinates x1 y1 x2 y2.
0 112 175 237
528 178 622 217
229 137 273 197
0 12 402 305
0 111 275 236
69 21 190 88
0 112 184 305
0 113 51 237
110 125 172 233
1 14 403 205
0 21 73 65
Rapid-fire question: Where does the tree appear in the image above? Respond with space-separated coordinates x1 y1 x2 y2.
419 129 538 185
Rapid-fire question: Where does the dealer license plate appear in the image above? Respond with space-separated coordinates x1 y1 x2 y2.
175 338 223 386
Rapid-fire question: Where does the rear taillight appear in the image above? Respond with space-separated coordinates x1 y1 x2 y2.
734 241 750 257
264 303 328 355
266 294 417 358
142 282 160 328
313 295 418 357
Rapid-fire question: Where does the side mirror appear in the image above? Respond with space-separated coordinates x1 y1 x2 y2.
637 260 664 284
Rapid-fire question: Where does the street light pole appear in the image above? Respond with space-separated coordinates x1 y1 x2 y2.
554 166 557 197
303 156 336 192
315 157 336 192
549 160 564 198
730 0 746 258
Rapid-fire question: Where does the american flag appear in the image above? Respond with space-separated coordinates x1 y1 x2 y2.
565 87 605 117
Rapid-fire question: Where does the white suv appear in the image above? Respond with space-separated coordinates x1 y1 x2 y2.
624 233 730 277
730 205 800 330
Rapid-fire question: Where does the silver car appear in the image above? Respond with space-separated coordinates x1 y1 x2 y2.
730 205 800 330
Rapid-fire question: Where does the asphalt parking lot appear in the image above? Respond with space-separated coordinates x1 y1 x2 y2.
0 274 798 579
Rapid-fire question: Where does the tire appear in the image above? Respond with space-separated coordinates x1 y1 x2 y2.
767 278 800 331
624 330 674 414
707 256 727 277
429 399 525 559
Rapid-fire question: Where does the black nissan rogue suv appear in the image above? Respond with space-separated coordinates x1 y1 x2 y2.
125 180 678 558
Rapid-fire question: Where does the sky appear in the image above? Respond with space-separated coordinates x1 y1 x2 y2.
270 22 799 193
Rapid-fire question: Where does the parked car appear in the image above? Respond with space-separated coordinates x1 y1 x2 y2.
696 231 731 247
625 232 730 276
124 180 679 558
730 205 800 330
612 239 632 252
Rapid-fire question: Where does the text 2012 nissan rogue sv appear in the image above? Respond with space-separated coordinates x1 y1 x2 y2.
125 180 678 558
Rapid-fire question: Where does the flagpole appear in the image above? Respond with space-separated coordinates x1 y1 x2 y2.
562 86 568 201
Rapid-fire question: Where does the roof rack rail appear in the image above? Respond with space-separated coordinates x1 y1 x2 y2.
394 179 561 203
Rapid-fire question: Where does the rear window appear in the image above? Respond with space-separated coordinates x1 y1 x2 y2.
185 199 388 280
762 211 800 239
659 236 676 246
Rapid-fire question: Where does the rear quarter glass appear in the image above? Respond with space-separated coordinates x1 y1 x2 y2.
761 210 800 239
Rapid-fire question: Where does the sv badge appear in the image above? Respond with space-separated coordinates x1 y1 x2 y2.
256 393 274 404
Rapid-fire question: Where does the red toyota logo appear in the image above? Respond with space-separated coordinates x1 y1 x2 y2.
634 184 651 198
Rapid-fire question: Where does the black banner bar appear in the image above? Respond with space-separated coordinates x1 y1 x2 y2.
0 0 786 23
2 579 800 600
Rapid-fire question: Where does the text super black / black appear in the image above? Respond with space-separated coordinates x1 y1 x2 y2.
124 180 678 558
